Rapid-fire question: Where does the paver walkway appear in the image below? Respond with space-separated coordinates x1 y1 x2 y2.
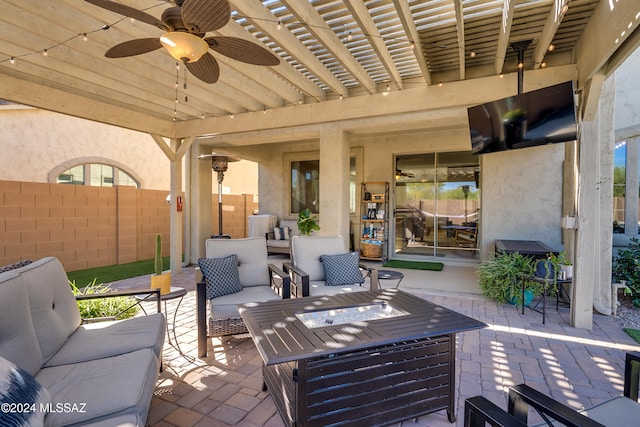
110 264 640 426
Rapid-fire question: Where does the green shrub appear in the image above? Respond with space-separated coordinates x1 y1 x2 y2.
613 238 640 296
478 252 544 305
71 279 140 320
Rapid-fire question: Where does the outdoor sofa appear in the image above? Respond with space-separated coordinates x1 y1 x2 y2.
0 257 165 427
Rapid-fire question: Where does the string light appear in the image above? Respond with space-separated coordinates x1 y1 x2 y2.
347 32 353 41
469 51 476 58
548 44 555 52
9 57 15 64
83 33 88 41
42 49 48 57
276 20 282 30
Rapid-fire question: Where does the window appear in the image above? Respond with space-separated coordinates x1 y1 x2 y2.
613 141 627 233
291 160 319 214
288 154 359 215
56 163 139 188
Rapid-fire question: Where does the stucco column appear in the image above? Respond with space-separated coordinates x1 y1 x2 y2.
626 136 639 237
572 77 615 327
318 126 350 241
169 138 183 274
190 143 213 261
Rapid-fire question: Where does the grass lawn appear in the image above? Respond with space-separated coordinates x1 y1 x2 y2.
67 256 170 286
624 328 640 345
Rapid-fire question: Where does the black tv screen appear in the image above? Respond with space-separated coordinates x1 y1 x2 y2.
467 81 577 155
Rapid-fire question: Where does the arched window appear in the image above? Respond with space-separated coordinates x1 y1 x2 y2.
51 159 141 188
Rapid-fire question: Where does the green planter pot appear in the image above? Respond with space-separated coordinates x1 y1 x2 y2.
509 289 534 306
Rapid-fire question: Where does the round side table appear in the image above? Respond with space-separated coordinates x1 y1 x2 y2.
137 286 187 354
377 270 404 289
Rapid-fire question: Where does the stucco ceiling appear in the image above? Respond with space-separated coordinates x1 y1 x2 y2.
0 0 638 142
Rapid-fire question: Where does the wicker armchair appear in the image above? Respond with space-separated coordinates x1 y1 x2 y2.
196 237 290 358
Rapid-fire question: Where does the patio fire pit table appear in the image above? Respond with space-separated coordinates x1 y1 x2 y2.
239 289 486 426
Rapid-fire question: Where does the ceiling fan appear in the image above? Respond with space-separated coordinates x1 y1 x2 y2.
395 158 415 179
85 0 280 84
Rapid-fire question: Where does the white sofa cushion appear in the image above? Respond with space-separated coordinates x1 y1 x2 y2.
205 237 270 287
43 313 166 367
291 236 348 281
0 271 43 376
36 348 158 427
19 257 82 364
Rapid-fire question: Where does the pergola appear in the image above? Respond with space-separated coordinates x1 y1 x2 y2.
1 0 639 328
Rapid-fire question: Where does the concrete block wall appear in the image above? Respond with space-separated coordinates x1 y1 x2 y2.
0 180 258 272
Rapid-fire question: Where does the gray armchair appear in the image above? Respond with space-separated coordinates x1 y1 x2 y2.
464 351 640 426
284 235 379 298
196 237 290 357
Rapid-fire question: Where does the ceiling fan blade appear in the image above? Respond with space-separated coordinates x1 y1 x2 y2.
84 0 171 31
186 53 220 84
105 38 163 58
181 0 230 33
205 37 280 66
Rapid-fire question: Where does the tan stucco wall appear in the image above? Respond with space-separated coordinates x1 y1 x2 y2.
0 107 258 194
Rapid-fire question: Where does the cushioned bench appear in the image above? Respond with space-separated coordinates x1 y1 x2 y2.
0 257 165 427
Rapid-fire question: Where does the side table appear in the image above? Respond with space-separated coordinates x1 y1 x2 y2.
137 286 187 354
377 269 404 288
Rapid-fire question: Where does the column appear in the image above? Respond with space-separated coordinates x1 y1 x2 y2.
190 143 213 261
572 77 616 327
318 126 350 241
169 139 183 275
626 136 639 237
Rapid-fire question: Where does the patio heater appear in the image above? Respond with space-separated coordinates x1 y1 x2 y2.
198 154 240 238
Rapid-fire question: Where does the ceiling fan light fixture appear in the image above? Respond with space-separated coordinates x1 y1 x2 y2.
160 32 208 63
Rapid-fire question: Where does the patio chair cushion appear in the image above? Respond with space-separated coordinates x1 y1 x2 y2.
274 226 291 240
205 237 270 287
19 257 82 364
35 348 158 427
0 355 51 427
199 255 243 299
209 286 284 320
321 252 365 286
291 236 348 281
0 272 42 376
43 313 165 367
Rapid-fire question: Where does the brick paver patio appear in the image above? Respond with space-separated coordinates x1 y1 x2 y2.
111 264 640 426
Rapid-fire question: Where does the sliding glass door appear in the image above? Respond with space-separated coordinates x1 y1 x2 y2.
393 152 480 260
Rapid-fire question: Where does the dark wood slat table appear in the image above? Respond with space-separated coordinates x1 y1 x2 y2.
494 239 558 259
239 289 486 427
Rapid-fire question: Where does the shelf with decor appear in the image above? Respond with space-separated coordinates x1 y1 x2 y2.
360 182 389 262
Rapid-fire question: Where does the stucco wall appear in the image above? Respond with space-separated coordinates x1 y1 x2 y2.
480 144 564 258
615 48 640 134
0 107 258 194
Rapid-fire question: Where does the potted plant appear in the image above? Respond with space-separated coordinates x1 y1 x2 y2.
297 208 320 236
553 251 573 279
478 252 541 306
150 233 171 295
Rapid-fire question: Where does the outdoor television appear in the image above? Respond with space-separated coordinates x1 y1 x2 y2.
467 81 577 155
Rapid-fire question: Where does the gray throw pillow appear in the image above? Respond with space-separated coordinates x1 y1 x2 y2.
198 255 243 299
320 252 366 286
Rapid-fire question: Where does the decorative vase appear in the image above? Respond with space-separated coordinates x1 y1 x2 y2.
151 272 171 295
560 265 573 279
